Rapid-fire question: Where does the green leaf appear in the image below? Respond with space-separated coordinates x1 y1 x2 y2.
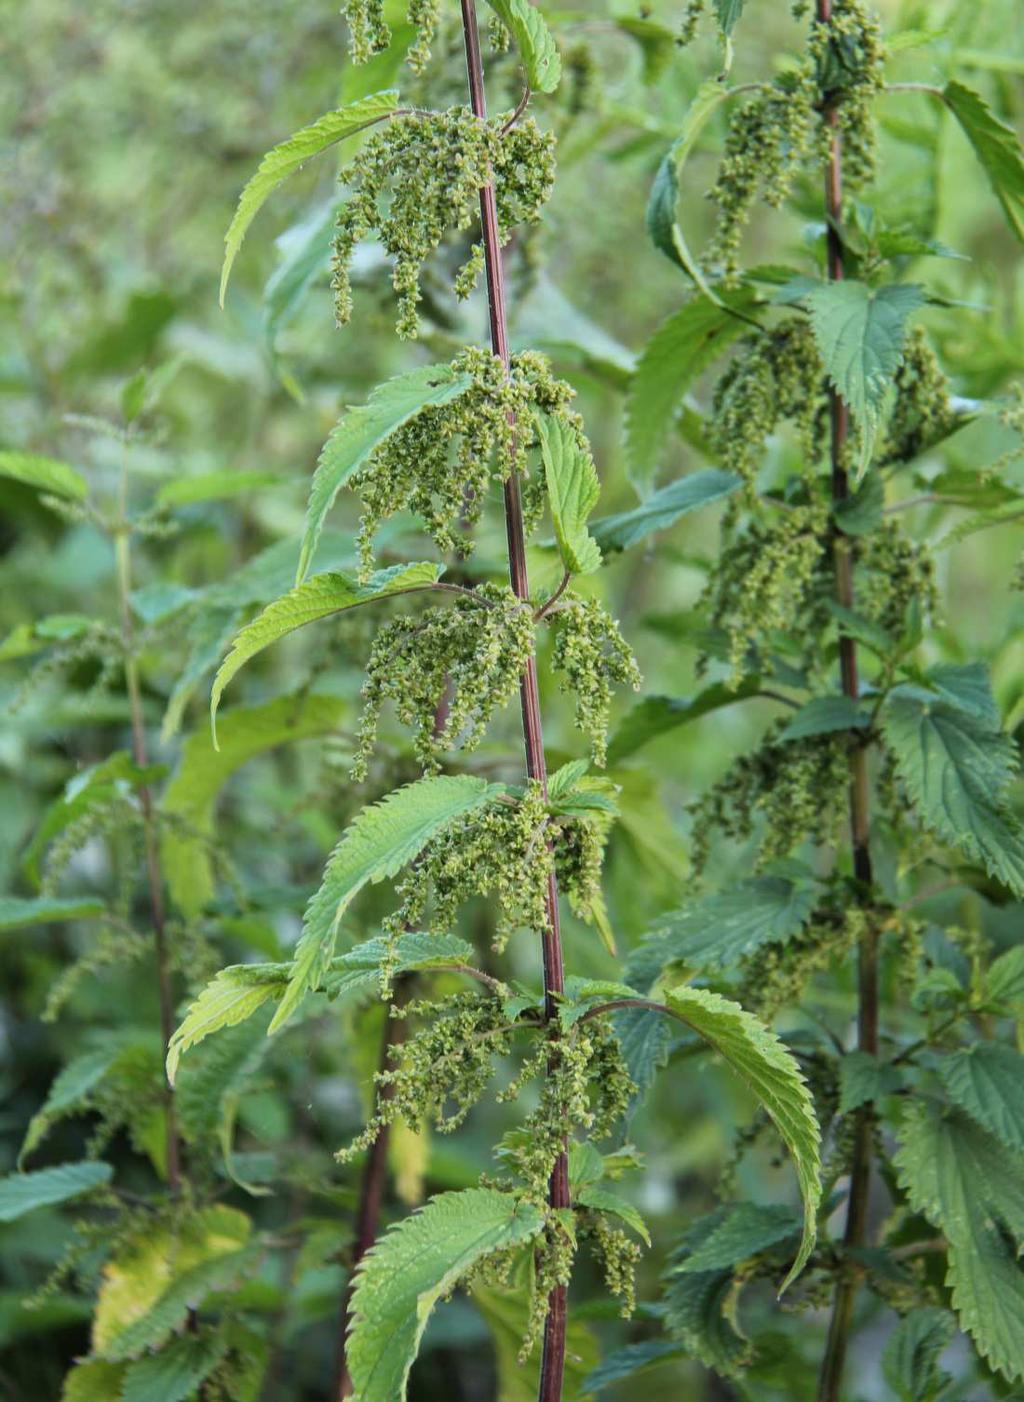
577 1186 651 1244
276 776 506 1032
882 1307 955 1402
347 1189 546 1402
826 600 894 656
0 451 88 501
807 281 926 466
483 0 561 92
607 678 761 764
881 693 1024 895
120 1331 229 1402
0 1161 112 1221
937 1042 1024 1153
834 471 884 536
663 986 821 1287
21 1042 130 1164
985 946 1024 1008
62 1361 129 1402
662 1249 747 1373
94 1207 254 1360
625 291 755 493
298 363 473 581
779 695 870 741
942 80 1024 243
591 469 741 553
713 0 744 34
210 563 443 737
220 91 400 305
677 1201 801 1274
535 412 602 575
156 470 282 510
582 1339 685 1394
838 1050 902 1113
167 970 282 1086
612 17 676 85
0 613 94 662
0 896 105 931
649 874 817 972
162 694 347 915
895 1101 1024 1382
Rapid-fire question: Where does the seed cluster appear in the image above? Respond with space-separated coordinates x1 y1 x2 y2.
858 520 937 639
700 500 832 684
706 0 884 279
353 583 535 778
351 346 576 576
548 595 642 766
332 110 555 338
711 321 828 486
879 327 958 467
690 720 850 871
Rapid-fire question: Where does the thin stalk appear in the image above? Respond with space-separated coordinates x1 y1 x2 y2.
113 498 181 1194
457 5 570 1397
816 2 879 1397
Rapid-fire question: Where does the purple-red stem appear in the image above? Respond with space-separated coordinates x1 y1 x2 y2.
458 3 569 1396
816 2 878 1397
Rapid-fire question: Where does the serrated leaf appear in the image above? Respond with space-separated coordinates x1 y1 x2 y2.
220 91 400 305
0 896 105 931
838 1050 902 1113
713 0 744 34
535 412 602 575
0 451 88 501
937 1042 1024 1152
834 471 884 535
881 693 1024 895
779 695 870 741
677 1201 801 1274
577 1186 650 1244
942 80 1024 243
895 1101 1024 1382
624 291 755 493
648 874 817 973
483 0 561 92
210 563 443 737
582 1338 685 1394
94 1207 253 1360
607 678 761 764
347 1188 546 1401
985 946 1024 1008
61 1361 128 1401
276 776 506 1032
156 470 281 510
0 1161 112 1221
663 986 821 1287
807 281 926 467
120 1331 229 1402
162 694 346 915
662 1254 746 1374
167 970 282 1086
298 363 473 581
882 1307 955 1402
592 468 741 552
21 1043 128 1164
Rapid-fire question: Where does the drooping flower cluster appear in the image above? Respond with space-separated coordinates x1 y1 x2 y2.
340 0 441 70
351 347 576 576
332 109 556 338
711 320 829 486
704 0 884 279
879 327 959 467
857 520 937 638
547 595 642 766
352 583 535 777
690 720 851 871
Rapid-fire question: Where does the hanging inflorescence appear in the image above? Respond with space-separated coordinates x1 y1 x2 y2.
698 0 884 280
351 347 576 577
547 594 642 766
353 583 535 778
331 109 555 338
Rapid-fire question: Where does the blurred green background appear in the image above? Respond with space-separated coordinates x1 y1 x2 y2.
1 1 1022 1397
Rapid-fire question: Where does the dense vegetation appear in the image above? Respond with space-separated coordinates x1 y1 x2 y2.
2 1 1023 1399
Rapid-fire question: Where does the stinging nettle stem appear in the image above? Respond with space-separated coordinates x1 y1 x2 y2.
457 2 570 1396
815 2 879 1398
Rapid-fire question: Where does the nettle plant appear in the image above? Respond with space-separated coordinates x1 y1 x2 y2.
603 0 1024 1397
159 2 825 1399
